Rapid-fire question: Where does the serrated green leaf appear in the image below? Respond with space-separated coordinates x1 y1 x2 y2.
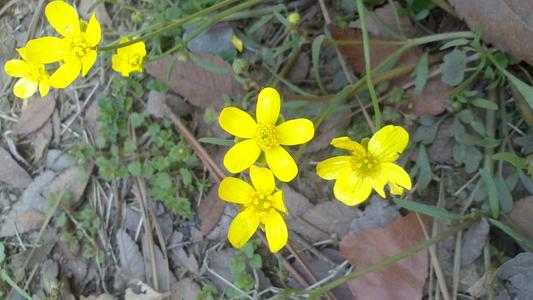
492 152 527 169
128 162 142 177
441 49 467 86
453 143 482 173
249 254 262 269
480 169 499 218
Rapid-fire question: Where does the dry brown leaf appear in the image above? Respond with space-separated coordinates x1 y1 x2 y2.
84 99 101 139
142 238 177 293
198 185 226 235
0 147 32 188
125 281 169 300
31 119 53 162
79 0 112 27
405 76 450 116
169 232 199 275
449 0 533 65
146 54 244 109
49 165 94 207
507 196 533 240
147 90 193 118
171 278 201 300
80 294 116 300
14 95 56 136
116 229 146 282
340 213 431 300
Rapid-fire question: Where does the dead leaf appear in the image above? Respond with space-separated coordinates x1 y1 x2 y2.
427 118 454 164
507 196 533 240
198 185 226 235
169 231 199 274
406 76 450 116
349 196 401 234
495 252 533 299
304 109 352 153
125 281 169 300
461 218 489 266
449 0 533 65
171 278 201 300
117 229 146 282
288 53 310 82
80 294 117 300
14 209 45 233
49 165 94 207
0 147 32 188
340 213 431 300
84 99 101 139
147 91 192 118
14 95 56 136
30 119 53 162
142 238 177 293
79 0 112 27
146 53 244 109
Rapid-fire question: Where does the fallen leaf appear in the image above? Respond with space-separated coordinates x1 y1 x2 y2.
449 0 533 65
80 294 116 300
507 196 533 240
117 229 146 282
14 94 56 136
142 238 177 293
125 281 169 300
79 0 112 27
427 118 455 164
198 185 226 236
340 213 431 300
49 165 94 208
30 119 53 162
14 209 45 233
171 278 201 300
169 231 199 274
349 196 401 234
405 76 450 116
288 53 310 82
185 23 235 54
461 218 489 266
304 109 352 153
146 53 244 108
0 147 32 188
495 252 533 299
147 91 192 118
84 99 101 139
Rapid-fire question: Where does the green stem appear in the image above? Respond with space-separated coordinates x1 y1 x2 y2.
0 269 32 300
149 0 261 62
99 0 241 51
302 214 481 299
357 0 382 129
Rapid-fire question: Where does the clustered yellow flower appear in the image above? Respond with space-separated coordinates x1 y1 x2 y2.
3 0 146 100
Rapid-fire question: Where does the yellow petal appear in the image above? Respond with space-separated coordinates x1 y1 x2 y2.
223 139 261 173
19 37 64 64
218 177 254 204
4 59 29 77
256 87 280 125
264 209 288 253
45 0 80 36
249 165 275 194
228 207 260 248
380 162 412 190
85 13 101 47
331 136 366 155
13 78 38 99
265 146 297 182
367 125 409 162
231 35 244 52
389 182 405 196
39 80 50 97
316 156 352 180
333 170 372 206
111 54 128 77
371 175 387 198
49 61 81 88
271 190 286 214
277 118 314 145
219 107 257 138
81 49 97 76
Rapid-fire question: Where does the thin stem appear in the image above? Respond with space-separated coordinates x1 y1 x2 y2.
302 214 481 299
357 0 382 129
99 0 241 51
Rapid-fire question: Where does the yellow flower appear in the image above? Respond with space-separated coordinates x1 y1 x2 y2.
111 37 147 77
4 56 50 99
230 35 244 53
18 1 101 88
287 12 301 25
316 125 412 206
219 87 314 182
218 165 288 253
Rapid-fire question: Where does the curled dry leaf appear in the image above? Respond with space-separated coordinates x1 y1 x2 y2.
0 147 32 188
449 0 533 65
125 281 169 300
116 229 146 282
507 196 533 240
146 53 244 109
340 213 431 300
13 94 56 136
495 252 533 300
198 185 225 236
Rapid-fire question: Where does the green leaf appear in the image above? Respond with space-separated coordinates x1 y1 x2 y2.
415 144 432 190
492 152 527 169
488 218 533 248
518 170 533 193
131 112 145 128
198 137 234 146
413 52 429 94
455 132 500 148
180 168 193 187
413 122 438 144
249 254 262 269
453 143 481 173
441 49 467 86
504 71 533 111
312 35 327 94
495 173 513 213
189 54 228 74
471 98 498 110
439 38 470 50
128 162 142 177
393 199 467 220
0 242 5 263
480 169 499 218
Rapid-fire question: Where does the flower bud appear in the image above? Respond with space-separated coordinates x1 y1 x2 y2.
287 12 300 25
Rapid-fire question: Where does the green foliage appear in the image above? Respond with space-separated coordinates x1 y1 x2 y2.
227 239 263 298
197 282 219 300
70 76 201 220
441 49 467 86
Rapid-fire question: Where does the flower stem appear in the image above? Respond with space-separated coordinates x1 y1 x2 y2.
99 0 242 51
299 213 482 299
357 0 382 129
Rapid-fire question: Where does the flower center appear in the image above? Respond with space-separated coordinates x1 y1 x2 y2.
64 34 92 62
128 54 141 67
352 153 378 176
250 191 273 217
24 65 47 82
254 124 278 150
